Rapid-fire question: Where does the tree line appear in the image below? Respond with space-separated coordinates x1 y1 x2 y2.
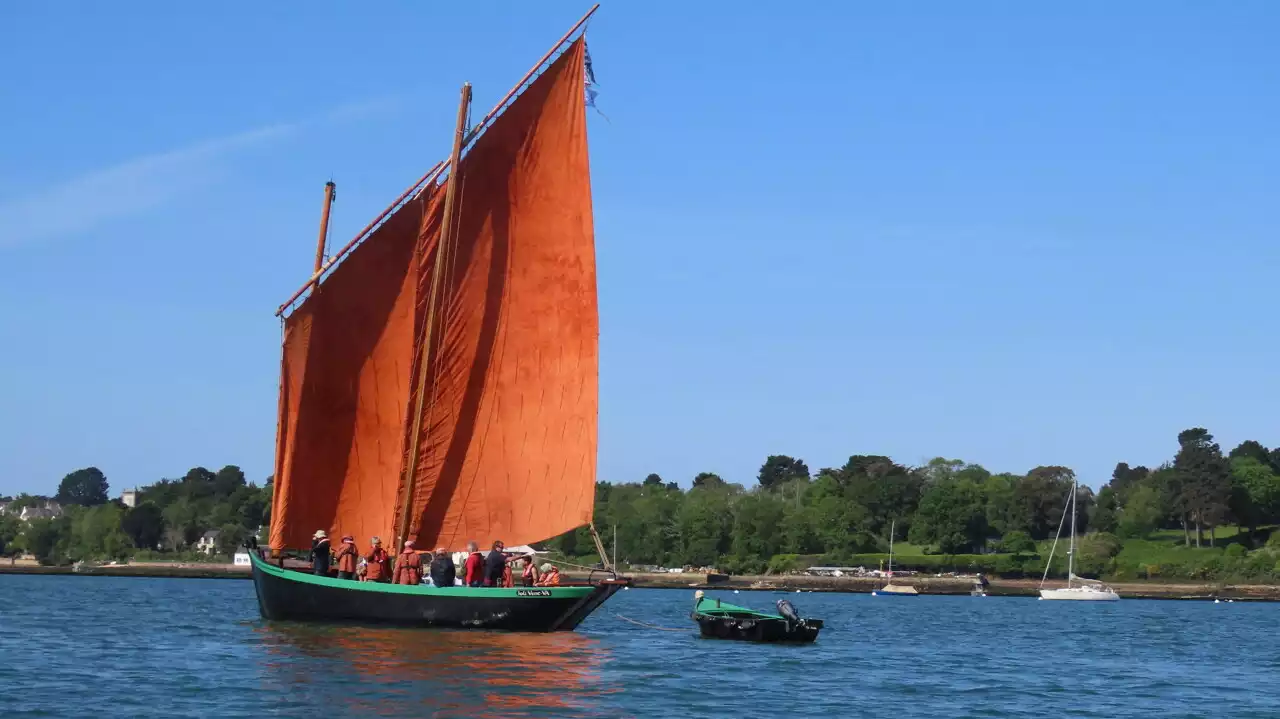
544 428 1280 580
0 466 271 565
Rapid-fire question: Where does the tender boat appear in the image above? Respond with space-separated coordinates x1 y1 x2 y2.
691 591 824 643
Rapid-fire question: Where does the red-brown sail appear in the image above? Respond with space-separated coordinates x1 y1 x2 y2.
269 37 596 552
400 38 597 550
268 192 434 551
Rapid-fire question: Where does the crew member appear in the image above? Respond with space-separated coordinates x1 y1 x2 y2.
429 547 456 588
464 541 484 587
310 530 331 576
535 563 560 587
520 555 539 587
335 535 358 580
484 540 508 587
365 537 390 583
393 540 423 585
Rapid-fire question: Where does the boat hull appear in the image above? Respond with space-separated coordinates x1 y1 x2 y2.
250 552 626 631
692 614 823 643
1039 587 1120 601
872 584 919 597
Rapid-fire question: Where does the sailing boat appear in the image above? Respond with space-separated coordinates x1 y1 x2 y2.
1038 475 1120 601
871 520 918 597
248 5 629 631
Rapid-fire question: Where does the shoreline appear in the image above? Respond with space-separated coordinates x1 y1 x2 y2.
1 562 1276 600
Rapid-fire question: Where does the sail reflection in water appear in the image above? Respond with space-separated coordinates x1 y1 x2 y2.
253 624 618 717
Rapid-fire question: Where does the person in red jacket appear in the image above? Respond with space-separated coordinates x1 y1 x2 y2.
393 540 423 585
364 537 390 583
335 535 358 580
463 541 484 587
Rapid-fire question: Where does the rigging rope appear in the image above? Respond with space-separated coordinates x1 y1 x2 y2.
611 612 686 633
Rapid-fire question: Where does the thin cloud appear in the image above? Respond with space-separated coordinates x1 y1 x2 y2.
0 97 398 248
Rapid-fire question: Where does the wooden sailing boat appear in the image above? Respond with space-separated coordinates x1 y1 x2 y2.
1038 476 1120 601
871 520 919 596
249 5 629 631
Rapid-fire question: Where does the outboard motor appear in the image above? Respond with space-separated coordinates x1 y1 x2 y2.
776 599 802 623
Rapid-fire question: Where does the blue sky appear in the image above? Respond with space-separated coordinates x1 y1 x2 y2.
1 2 1277 497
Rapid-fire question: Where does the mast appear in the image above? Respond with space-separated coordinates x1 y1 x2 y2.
395 82 473 551
1067 476 1077 586
313 181 336 275
888 519 895 576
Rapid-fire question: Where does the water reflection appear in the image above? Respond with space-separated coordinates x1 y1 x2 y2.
252 623 619 718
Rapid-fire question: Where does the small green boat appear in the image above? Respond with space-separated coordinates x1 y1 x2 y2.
690 591 824 643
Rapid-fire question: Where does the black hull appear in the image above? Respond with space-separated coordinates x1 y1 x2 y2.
250 552 625 632
692 614 823 643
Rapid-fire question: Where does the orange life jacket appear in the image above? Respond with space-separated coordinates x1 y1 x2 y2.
536 569 560 587
394 551 423 585
336 542 358 573
365 547 390 582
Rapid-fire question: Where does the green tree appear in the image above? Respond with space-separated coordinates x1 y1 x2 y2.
122 502 165 549
213 465 247 497
908 479 988 554
1091 486 1120 534
642 473 664 487
1117 483 1162 539
18 517 70 565
1230 457 1280 543
730 492 785 560
68 503 131 561
692 472 726 489
0 514 21 557
757 455 810 490
55 467 110 507
1173 428 1231 546
999 530 1036 556
215 524 249 556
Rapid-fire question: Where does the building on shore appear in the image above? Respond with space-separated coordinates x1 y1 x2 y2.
120 488 138 508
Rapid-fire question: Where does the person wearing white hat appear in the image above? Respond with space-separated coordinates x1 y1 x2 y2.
310 530 331 576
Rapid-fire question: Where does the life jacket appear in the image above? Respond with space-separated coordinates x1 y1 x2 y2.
522 562 536 587
336 542 358 573
464 552 484 586
365 547 390 582
394 551 423 585
536 568 560 587
502 564 514 588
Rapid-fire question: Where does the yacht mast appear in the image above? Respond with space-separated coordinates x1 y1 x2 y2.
1067 476 1077 587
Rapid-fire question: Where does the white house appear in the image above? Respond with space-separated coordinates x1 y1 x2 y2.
120 488 138 508
196 530 221 554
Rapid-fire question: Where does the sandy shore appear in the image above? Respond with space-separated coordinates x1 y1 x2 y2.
2 562 1274 600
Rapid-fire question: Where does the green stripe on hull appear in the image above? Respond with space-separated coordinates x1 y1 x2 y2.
250 552 593 600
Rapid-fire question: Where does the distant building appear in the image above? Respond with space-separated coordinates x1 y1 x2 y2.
15 500 62 523
197 530 221 554
120 488 138 508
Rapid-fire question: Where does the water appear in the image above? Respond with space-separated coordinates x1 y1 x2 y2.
1 576 1277 718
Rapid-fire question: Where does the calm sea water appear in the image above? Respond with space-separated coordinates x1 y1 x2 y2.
1 576 1277 718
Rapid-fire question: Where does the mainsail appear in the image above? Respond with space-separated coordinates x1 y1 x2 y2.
269 36 597 552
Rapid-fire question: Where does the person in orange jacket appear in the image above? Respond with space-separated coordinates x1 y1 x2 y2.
335 535 359 580
535 563 560 587
393 540 423 585
364 537 391 583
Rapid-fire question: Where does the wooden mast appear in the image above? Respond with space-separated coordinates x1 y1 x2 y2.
395 82 473 551
312 181 336 274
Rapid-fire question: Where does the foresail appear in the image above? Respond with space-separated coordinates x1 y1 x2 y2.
268 191 435 551
398 38 598 550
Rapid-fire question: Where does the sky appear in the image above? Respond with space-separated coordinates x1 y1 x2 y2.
1 2 1277 497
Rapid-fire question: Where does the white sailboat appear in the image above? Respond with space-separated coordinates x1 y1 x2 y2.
1038 476 1120 601
872 520 919 597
